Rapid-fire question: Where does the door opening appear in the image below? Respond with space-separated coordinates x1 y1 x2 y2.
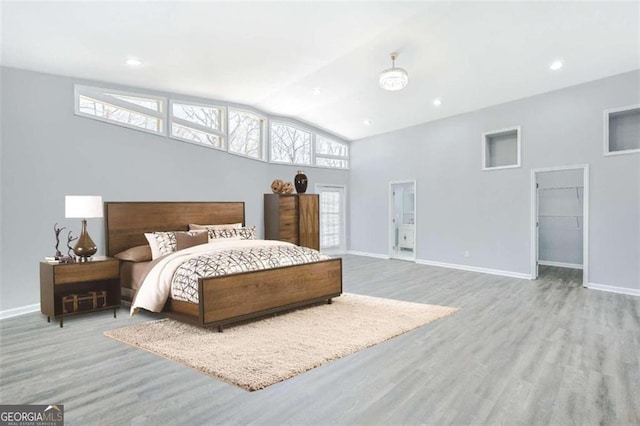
531 165 589 286
389 181 416 261
316 184 346 254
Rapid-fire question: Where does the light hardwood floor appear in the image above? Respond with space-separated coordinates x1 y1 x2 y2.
1 257 638 425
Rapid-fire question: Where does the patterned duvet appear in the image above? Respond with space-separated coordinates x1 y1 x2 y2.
131 239 330 314
172 244 329 303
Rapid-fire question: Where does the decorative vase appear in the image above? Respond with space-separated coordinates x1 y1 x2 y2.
294 171 308 194
73 219 97 260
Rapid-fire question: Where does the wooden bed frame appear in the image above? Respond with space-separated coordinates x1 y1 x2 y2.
105 201 342 330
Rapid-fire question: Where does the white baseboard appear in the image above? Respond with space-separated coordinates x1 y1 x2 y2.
416 259 532 280
0 303 40 320
539 260 583 270
346 251 390 260
586 282 640 297
321 250 347 256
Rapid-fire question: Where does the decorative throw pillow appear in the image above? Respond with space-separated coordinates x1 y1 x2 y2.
207 226 257 241
113 245 152 262
175 230 208 250
144 232 178 259
189 223 243 231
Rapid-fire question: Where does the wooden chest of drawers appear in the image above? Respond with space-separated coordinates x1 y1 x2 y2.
264 194 319 250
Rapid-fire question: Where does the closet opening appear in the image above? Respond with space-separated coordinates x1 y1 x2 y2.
389 181 416 261
531 165 589 286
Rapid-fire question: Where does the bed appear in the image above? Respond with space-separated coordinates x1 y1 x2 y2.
105 201 342 330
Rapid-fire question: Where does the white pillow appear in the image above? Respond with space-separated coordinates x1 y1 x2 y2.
189 223 243 231
144 231 178 260
207 226 257 241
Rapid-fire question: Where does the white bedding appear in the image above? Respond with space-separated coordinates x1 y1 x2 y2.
131 239 327 314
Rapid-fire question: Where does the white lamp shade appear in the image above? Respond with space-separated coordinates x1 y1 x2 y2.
65 196 103 219
379 67 409 91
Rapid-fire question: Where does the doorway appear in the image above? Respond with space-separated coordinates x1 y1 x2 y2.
315 184 346 254
389 181 416 261
531 165 589 286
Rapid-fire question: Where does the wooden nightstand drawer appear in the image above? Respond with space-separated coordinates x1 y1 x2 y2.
54 259 119 284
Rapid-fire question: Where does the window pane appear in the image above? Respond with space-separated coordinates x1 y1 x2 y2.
108 94 161 111
171 123 223 149
172 103 221 130
320 191 341 248
270 123 311 164
316 157 349 169
79 95 160 131
316 135 348 157
229 109 263 159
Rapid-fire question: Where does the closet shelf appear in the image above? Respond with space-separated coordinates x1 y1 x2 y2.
539 215 583 218
538 186 583 191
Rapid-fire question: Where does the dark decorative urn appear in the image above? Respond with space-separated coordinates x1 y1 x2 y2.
294 170 308 194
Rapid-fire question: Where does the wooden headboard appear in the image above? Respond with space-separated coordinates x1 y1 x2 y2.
104 202 245 256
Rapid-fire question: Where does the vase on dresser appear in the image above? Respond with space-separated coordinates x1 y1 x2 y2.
294 170 308 194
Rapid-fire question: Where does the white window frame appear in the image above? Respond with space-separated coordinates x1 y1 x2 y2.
227 107 268 161
169 99 226 150
74 85 167 136
603 104 640 156
74 84 352 168
316 183 347 254
314 134 350 169
481 126 521 171
269 121 312 166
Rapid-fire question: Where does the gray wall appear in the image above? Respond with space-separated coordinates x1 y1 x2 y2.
350 70 640 291
0 67 348 311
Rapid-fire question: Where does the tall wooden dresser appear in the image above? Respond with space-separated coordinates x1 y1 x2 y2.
264 193 319 250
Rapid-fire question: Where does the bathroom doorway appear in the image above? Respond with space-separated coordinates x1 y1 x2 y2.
389 181 416 261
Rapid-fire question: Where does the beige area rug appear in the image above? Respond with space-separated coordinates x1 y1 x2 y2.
104 293 459 391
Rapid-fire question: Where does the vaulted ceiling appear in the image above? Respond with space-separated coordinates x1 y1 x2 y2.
2 1 639 140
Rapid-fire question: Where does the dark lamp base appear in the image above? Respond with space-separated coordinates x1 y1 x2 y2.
73 219 97 259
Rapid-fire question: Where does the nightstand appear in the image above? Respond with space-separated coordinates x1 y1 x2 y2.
40 256 120 327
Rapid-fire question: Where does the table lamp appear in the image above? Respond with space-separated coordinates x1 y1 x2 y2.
65 195 103 261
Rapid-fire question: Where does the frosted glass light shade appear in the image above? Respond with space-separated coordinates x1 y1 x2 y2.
379 67 409 91
65 195 103 218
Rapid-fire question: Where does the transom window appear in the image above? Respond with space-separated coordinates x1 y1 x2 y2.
170 101 225 150
74 85 166 135
315 135 349 169
74 85 350 168
108 94 161 111
228 109 266 160
270 122 311 165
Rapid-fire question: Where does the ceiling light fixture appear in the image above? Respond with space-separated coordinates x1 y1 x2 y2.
363 119 372 126
126 58 142 66
433 98 442 106
379 52 408 91
550 60 563 71
312 87 321 95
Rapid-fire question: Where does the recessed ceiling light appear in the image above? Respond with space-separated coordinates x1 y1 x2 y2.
126 58 142 66
363 119 372 126
312 88 321 95
550 60 563 71
433 98 442 107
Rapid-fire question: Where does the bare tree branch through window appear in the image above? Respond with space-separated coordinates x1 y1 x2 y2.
270 123 311 165
229 109 264 159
